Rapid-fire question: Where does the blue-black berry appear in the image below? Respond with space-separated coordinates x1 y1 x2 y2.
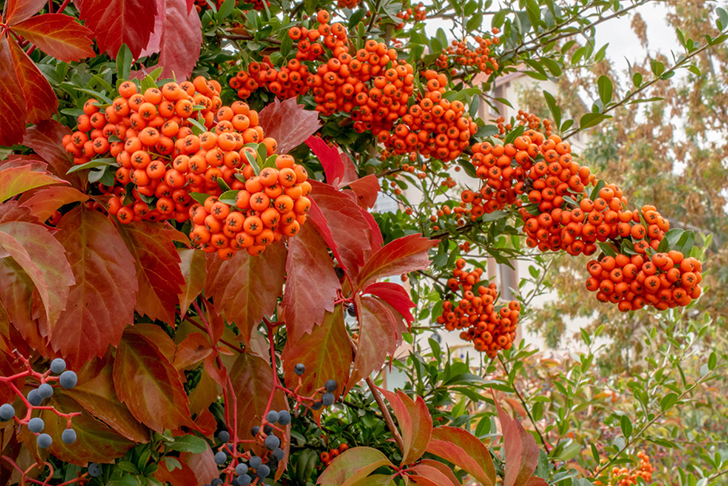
248 455 262 468
211 479 222 486
37 433 52 448
264 434 280 450
38 383 54 399
294 363 305 375
214 451 227 465
235 463 248 476
50 358 66 374
263 424 273 435
237 474 251 486
59 370 77 389
257 464 270 479
217 430 230 443
28 417 44 433
251 425 260 437
312 401 323 411
325 379 337 392
88 463 102 477
62 428 77 444
322 392 335 407
277 410 291 425
272 448 285 460
0 404 14 421
27 390 43 406
266 411 279 423
347 305 356 317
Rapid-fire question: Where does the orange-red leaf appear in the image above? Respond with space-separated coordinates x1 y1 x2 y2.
117 221 184 326
282 223 339 341
495 394 540 486
0 37 27 146
20 186 88 222
281 304 351 400
50 206 138 368
64 356 150 443
182 445 219 485
155 455 198 486
0 163 65 203
412 460 461 486
177 248 206 317
305 136 357 187
317 447 393 486
349 296 397 391
308 181 382 276
0 220 74 327
12 14 95 62
40 394 135 465
426 426 496 486
0 350 25 405
6 35 57 124
345 174 380 208
113 327 196 433
174 332 213 370
149 0 202 80
23 120 83 188
376 387 432 464
259 98 321 154
0 256 44 350
205 241 286 344
356 234 436 290
362 282 415 325
230 350 290 480
74 0 158 58
4 0 45 24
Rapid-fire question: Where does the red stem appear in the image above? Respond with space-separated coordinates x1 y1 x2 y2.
57 0 71 13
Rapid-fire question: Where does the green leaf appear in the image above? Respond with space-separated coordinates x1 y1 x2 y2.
660 393 678 411
598 242 616 257
190 192 211 205
75 87 113 105
66 158 119 174
708 351 717 370
504 124 524 145
542 90 561 129
216 0 235 20
187 117 207 136
597 75 613 105
492 9 506 29
650 59 665 77
590 180 605 200
116 44 132 82
467 14 483 31
475 124 499 139
620 415 632 438
166 435 207 453
579 112 609 130
541 58 562 77
218 190 239 206
141 75 158 93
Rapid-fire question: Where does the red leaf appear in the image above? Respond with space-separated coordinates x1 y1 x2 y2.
117 221 184 326
205 240 286 345
6 35 57 125
259 98 321 154
230 350 290 479
305 136 357 187
317 447 394 486
174 332 213 370
362 282 415 325
0 256 45 350
40 394 136 465
281 222 339 341
0 220 74 327
495 393 540 486
50 206 138 368
182 445 219 485
64 355 150 443
155 456 198 486
134 322 177 362
426 426 496 486
20 186 88 222
412 460 461 486
11 14 95 62
349 296 397 391
0 200 40 224
376 387 432 465
150 0 202 80
113 327 196 433
281 304 351 401
525 478 549 486
74 0 158 58
3 0 45 24
0 163 66 202
23 119 83 188
308 180 382 276
356 234 436 289
0 350 25 405
345 174 380 208
0 38 27 146
177 248 206 317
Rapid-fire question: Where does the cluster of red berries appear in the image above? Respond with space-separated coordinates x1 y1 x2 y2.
497 111 552 137
436 34 500 75
64 77 312 258
395 2 426 29
436 259 519 358
189 156 311 258
379 70 478 162
230 58 312 100
319 443 349 467
597 452 654 486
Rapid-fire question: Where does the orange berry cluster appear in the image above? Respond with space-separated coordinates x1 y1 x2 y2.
436 259 520 358
319 443 349 467
379 70 478 162
496 111 552 137
436 35 500 74
395 2 426 29
337 0 360 8
189 157 312 258
597 452 654 486
230 57 312 100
